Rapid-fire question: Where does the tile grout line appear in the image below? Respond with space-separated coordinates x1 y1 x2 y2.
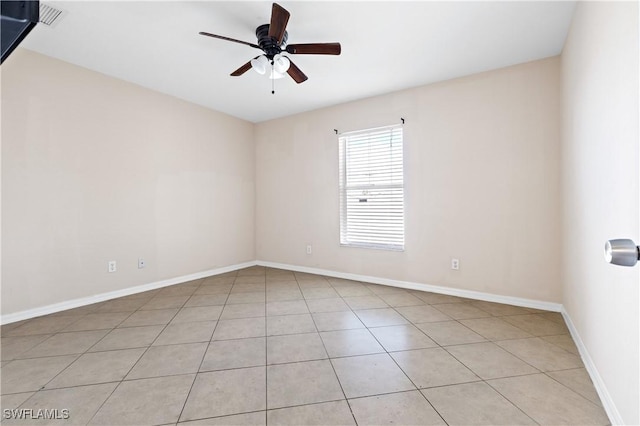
482 374 545 425
541 371 608 410
84 279 205 425
436 338 580 421
2 311 139 389
354 289 574 425
387 294 543 424
13 297 156 418
361 309 450 426
174 273 237 424
296 272 359 426
330 276 454 423
264 271 268 426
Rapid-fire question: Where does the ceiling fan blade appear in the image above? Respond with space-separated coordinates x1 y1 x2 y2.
268 3 290 45
286 43 341 55
199 32 261 50
230 60 253 76
286 59 308 84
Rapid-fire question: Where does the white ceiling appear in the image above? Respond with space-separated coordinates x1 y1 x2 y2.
21 1 576 123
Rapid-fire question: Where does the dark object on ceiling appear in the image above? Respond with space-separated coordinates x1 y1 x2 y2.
1 0 39 64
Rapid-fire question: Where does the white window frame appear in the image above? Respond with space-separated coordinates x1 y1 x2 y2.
339 124 405 251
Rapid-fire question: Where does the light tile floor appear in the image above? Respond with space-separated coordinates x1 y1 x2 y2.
0 266 610 425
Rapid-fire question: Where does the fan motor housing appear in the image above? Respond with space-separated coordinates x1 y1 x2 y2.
256 24 287 58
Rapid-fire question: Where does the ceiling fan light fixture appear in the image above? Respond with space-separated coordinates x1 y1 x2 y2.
273 54 290 74
251 55 268 75
200 2 340 85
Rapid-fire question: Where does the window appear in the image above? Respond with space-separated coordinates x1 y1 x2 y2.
339 124 404 251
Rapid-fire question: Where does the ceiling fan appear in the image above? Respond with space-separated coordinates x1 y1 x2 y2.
199 3 341 85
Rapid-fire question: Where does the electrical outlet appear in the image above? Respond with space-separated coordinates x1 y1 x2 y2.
108 261 117 273
306 245 312 255
138 258 146 269
451 258 460 270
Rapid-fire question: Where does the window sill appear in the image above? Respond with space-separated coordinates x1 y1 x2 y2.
340 243 405 252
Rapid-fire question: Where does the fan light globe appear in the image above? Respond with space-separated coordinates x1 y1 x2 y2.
251 55 268 75
273 54 291 74
269 70 286 80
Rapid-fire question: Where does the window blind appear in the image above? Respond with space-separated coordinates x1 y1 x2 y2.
339 124 404 251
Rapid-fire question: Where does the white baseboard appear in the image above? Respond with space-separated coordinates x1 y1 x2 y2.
2 259 561 324
561 307 622 425
0 261 258 325
257 260 562 312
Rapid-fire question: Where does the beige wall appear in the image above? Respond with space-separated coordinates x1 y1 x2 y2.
1 49 255 315
256 57 562 303
561 2 639 424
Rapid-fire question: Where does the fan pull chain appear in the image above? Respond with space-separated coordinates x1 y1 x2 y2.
271 61 275 94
